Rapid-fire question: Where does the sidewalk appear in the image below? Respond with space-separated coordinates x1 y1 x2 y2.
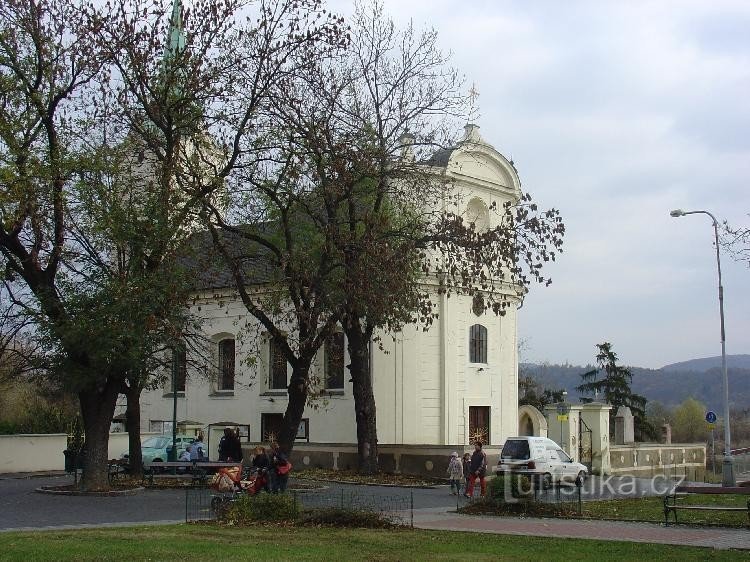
411 508 750 550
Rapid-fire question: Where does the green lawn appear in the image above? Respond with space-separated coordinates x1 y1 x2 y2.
0 525 745 561
584 494 750 527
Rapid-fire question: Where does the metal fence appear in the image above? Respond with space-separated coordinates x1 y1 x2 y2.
460 478 583 516
295 489 415 527
185 487 217 522
185 487 415 527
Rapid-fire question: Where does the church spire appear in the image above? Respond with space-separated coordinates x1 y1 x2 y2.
165 0 185 61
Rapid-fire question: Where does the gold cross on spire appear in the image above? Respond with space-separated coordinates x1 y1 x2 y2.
468 83 480 123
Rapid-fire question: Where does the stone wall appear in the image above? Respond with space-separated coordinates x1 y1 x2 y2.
237 441 709 480
243 443 502 478
609 443 707 480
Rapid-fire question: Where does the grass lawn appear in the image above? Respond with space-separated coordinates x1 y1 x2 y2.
0 525 745 561
584 494 750 527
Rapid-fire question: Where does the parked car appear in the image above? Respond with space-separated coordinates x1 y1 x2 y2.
121 434 195 468
494 436 588 488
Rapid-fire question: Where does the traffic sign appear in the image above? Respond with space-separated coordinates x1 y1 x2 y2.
705 411 717 424
557 414 568 422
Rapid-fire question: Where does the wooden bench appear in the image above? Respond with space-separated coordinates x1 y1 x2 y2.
664 492 750 525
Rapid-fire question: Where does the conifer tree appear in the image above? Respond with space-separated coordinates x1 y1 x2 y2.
577 342 655 440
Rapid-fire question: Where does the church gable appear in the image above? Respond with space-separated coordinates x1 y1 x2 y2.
448 148 517 192
427 124 522 200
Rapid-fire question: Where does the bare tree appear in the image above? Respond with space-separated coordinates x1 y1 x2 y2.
0 0 341 489
95 0 348 456
241 2 565 472
722 216 749 268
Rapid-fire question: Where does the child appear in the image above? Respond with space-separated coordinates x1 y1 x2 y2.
178 445 192 473
446 452 463 495
461 452 472 496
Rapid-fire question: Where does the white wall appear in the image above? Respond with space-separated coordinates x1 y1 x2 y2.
0 434 67 473
0 432 161 474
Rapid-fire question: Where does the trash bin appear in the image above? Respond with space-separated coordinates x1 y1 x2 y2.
63 449 77 473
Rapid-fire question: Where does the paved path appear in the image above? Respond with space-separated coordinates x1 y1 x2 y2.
0 475 187 530
412 508 750 550
5 472 748 551
1 473 664 530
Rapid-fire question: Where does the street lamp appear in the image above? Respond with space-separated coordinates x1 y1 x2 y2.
557 390 570 453
669 208 734 487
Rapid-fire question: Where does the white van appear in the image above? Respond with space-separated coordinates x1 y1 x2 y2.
494 436 588 488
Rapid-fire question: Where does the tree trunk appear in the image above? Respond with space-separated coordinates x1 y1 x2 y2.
278 362 311 455
78 377 120 491
124 383 144 479
345 321 379 474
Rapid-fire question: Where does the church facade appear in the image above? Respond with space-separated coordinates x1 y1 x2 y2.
136 124 522 459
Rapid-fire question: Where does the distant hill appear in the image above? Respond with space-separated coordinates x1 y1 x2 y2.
661 354 750 372
521 357 750 412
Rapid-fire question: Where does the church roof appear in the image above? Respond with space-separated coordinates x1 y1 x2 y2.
423 147 456 167
178 225 277 291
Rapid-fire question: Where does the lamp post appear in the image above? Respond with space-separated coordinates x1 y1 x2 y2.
169 348 178 462
557 390 570 453
669 209 734 487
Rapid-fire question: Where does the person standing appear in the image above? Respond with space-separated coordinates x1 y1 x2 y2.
218 427 231 461
465 441 487 498
270 442 291 493
446 452 463 495
190 434 206 461
461 452 472 495
228 429 243 462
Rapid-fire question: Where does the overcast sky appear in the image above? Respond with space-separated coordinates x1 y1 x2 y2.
330 0 750 368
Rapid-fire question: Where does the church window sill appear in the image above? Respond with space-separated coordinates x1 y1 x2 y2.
261 391 288 397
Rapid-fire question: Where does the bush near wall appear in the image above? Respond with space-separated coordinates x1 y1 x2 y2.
221 494 299 525
489 474 533 500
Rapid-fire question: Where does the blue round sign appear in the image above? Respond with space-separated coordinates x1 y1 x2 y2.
705 411 717 424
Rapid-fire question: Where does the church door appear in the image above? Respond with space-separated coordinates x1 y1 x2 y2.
469 406 490 444
261 413 284 442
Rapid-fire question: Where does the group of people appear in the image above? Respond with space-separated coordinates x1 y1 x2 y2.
174 427 293 493
249 443 292 493
218 427 244 463
216 427 293 493
178 434 207 463
447 441 488 498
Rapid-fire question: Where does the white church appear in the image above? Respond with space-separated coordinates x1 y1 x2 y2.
135 124 523 470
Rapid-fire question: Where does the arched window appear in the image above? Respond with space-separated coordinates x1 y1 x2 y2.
269 336 288 390
466 197 490 232
217 338 235 391
469 324 487 364
325 332 345 390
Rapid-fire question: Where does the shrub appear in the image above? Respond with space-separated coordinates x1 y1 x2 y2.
460 498 578 518
221 493 299 525
300 507 396 528
489 474 533 500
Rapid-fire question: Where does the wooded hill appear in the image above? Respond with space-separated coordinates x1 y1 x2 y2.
521 355 750 412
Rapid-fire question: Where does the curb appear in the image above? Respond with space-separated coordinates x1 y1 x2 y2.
294 477 441 489
0 472 68 481
35 485 144 497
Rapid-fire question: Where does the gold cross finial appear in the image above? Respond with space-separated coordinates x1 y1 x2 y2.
468 83 480 123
